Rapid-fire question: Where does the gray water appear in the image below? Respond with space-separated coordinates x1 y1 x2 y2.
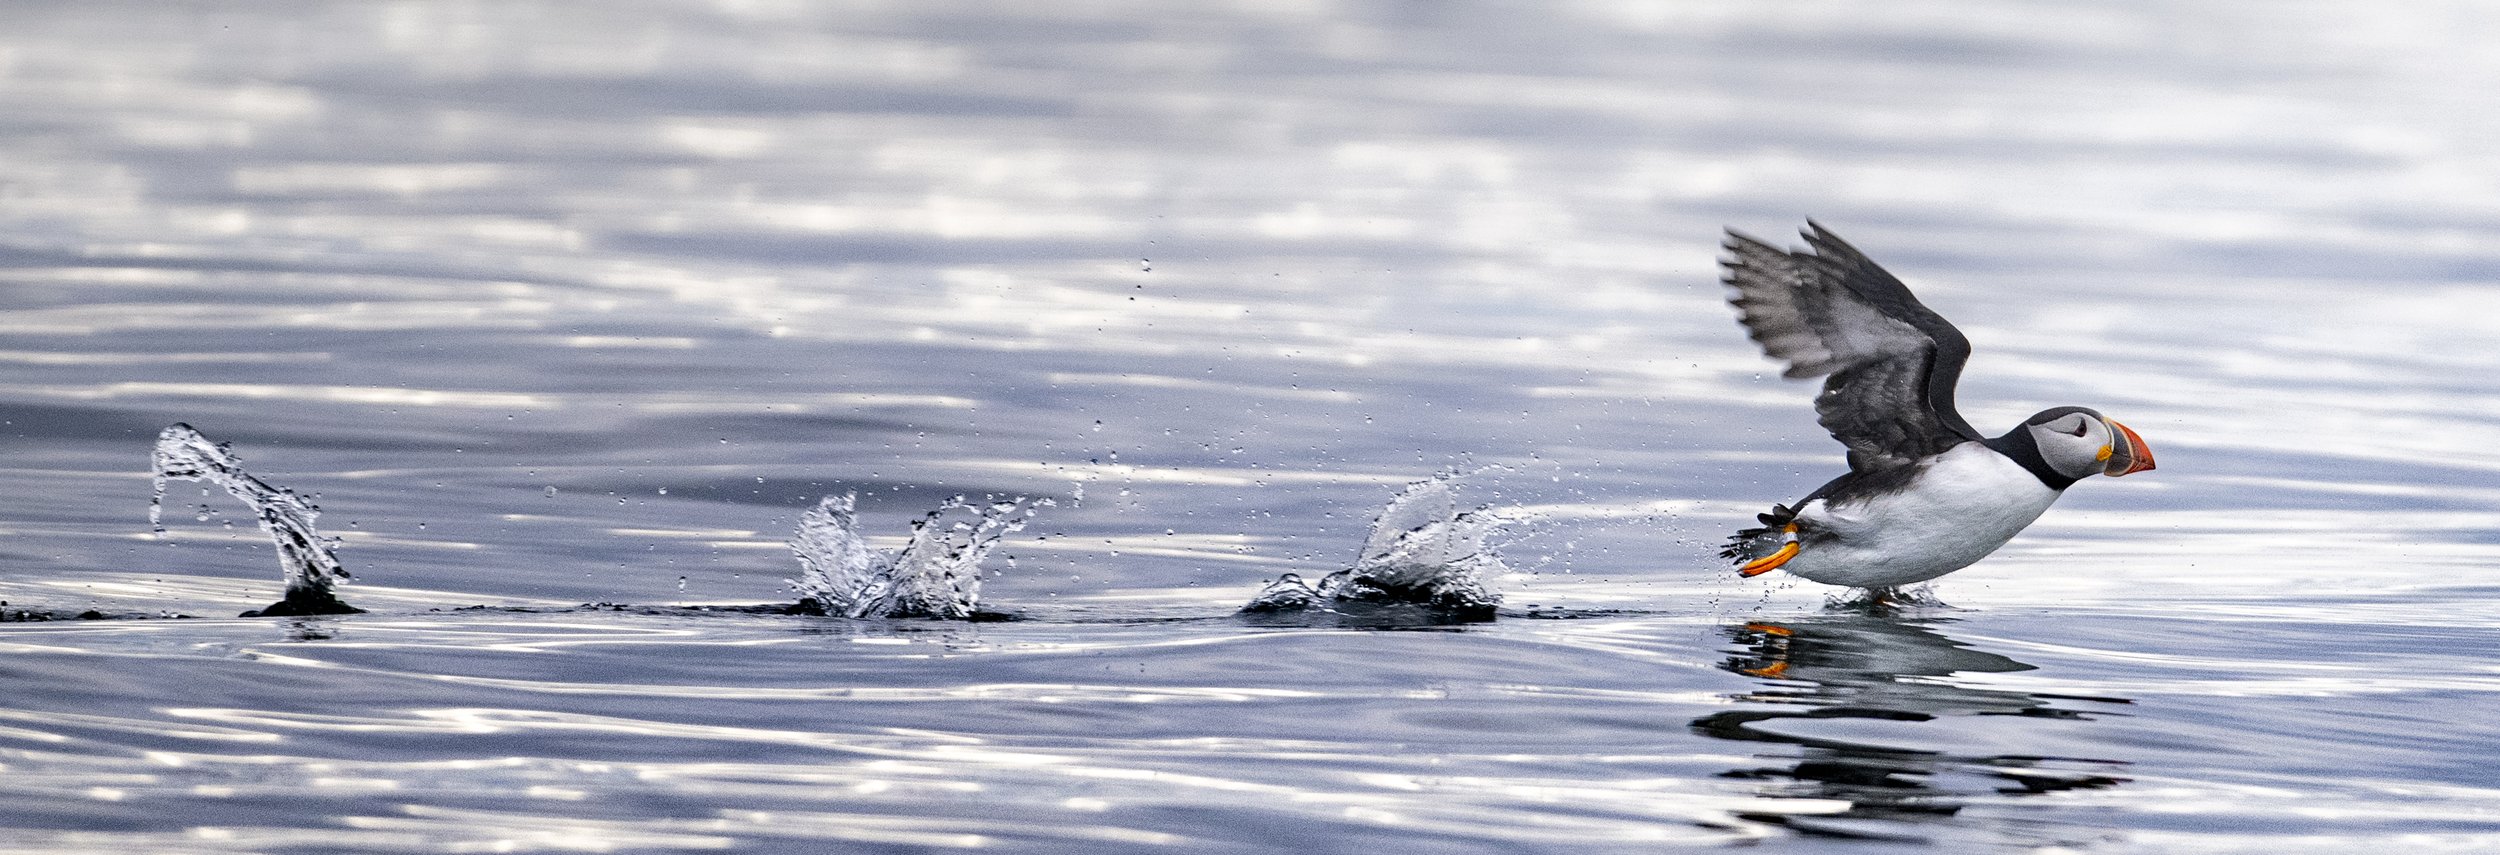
7 1 2500 852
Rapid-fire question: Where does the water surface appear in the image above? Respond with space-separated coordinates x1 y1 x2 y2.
5 1 2500 851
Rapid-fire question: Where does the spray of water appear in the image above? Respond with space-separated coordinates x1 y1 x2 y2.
789 494 886 612
1243 471 1509 621
151 423 362 616
789 493 1045 619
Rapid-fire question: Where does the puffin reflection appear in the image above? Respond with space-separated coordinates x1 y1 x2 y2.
1694 613 2132 841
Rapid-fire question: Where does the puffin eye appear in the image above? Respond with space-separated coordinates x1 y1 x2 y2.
2061 418 2089 437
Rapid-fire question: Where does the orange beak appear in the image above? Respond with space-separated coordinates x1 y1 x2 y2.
2101 419 2155 477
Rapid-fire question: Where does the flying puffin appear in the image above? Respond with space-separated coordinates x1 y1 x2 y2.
1717 222 2154 591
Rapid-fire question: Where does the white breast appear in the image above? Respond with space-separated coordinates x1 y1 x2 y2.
1780 443 2062 588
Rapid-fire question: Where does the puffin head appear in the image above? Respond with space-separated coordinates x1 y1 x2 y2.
2019 406 2156 480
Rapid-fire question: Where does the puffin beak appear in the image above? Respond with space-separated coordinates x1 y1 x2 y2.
2099 418 2156 477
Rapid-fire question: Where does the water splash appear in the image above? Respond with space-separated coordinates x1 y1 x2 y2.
788 494 887 613
788 493 1045 619
1244 471 1509 621
150 423 362 617
1825 583 1951 612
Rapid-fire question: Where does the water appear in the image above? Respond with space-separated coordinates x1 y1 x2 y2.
787 494 892 616
6 1 2500 851
150 423 362 616
1244 471 1509 620
788 492 1042 619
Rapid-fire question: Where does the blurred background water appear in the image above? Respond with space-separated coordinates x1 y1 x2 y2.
6 1 2500 851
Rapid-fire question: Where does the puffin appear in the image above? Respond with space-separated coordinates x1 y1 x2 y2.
1716 222 2154 591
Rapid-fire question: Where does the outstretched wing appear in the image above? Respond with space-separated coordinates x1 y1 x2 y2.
1720 221 1980 471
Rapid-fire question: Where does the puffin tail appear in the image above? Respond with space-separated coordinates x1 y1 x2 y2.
1720 504 1800 565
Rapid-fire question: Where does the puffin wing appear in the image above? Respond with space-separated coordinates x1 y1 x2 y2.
1720 222 1982 470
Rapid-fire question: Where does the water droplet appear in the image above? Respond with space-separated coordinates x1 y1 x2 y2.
544 486 559 498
